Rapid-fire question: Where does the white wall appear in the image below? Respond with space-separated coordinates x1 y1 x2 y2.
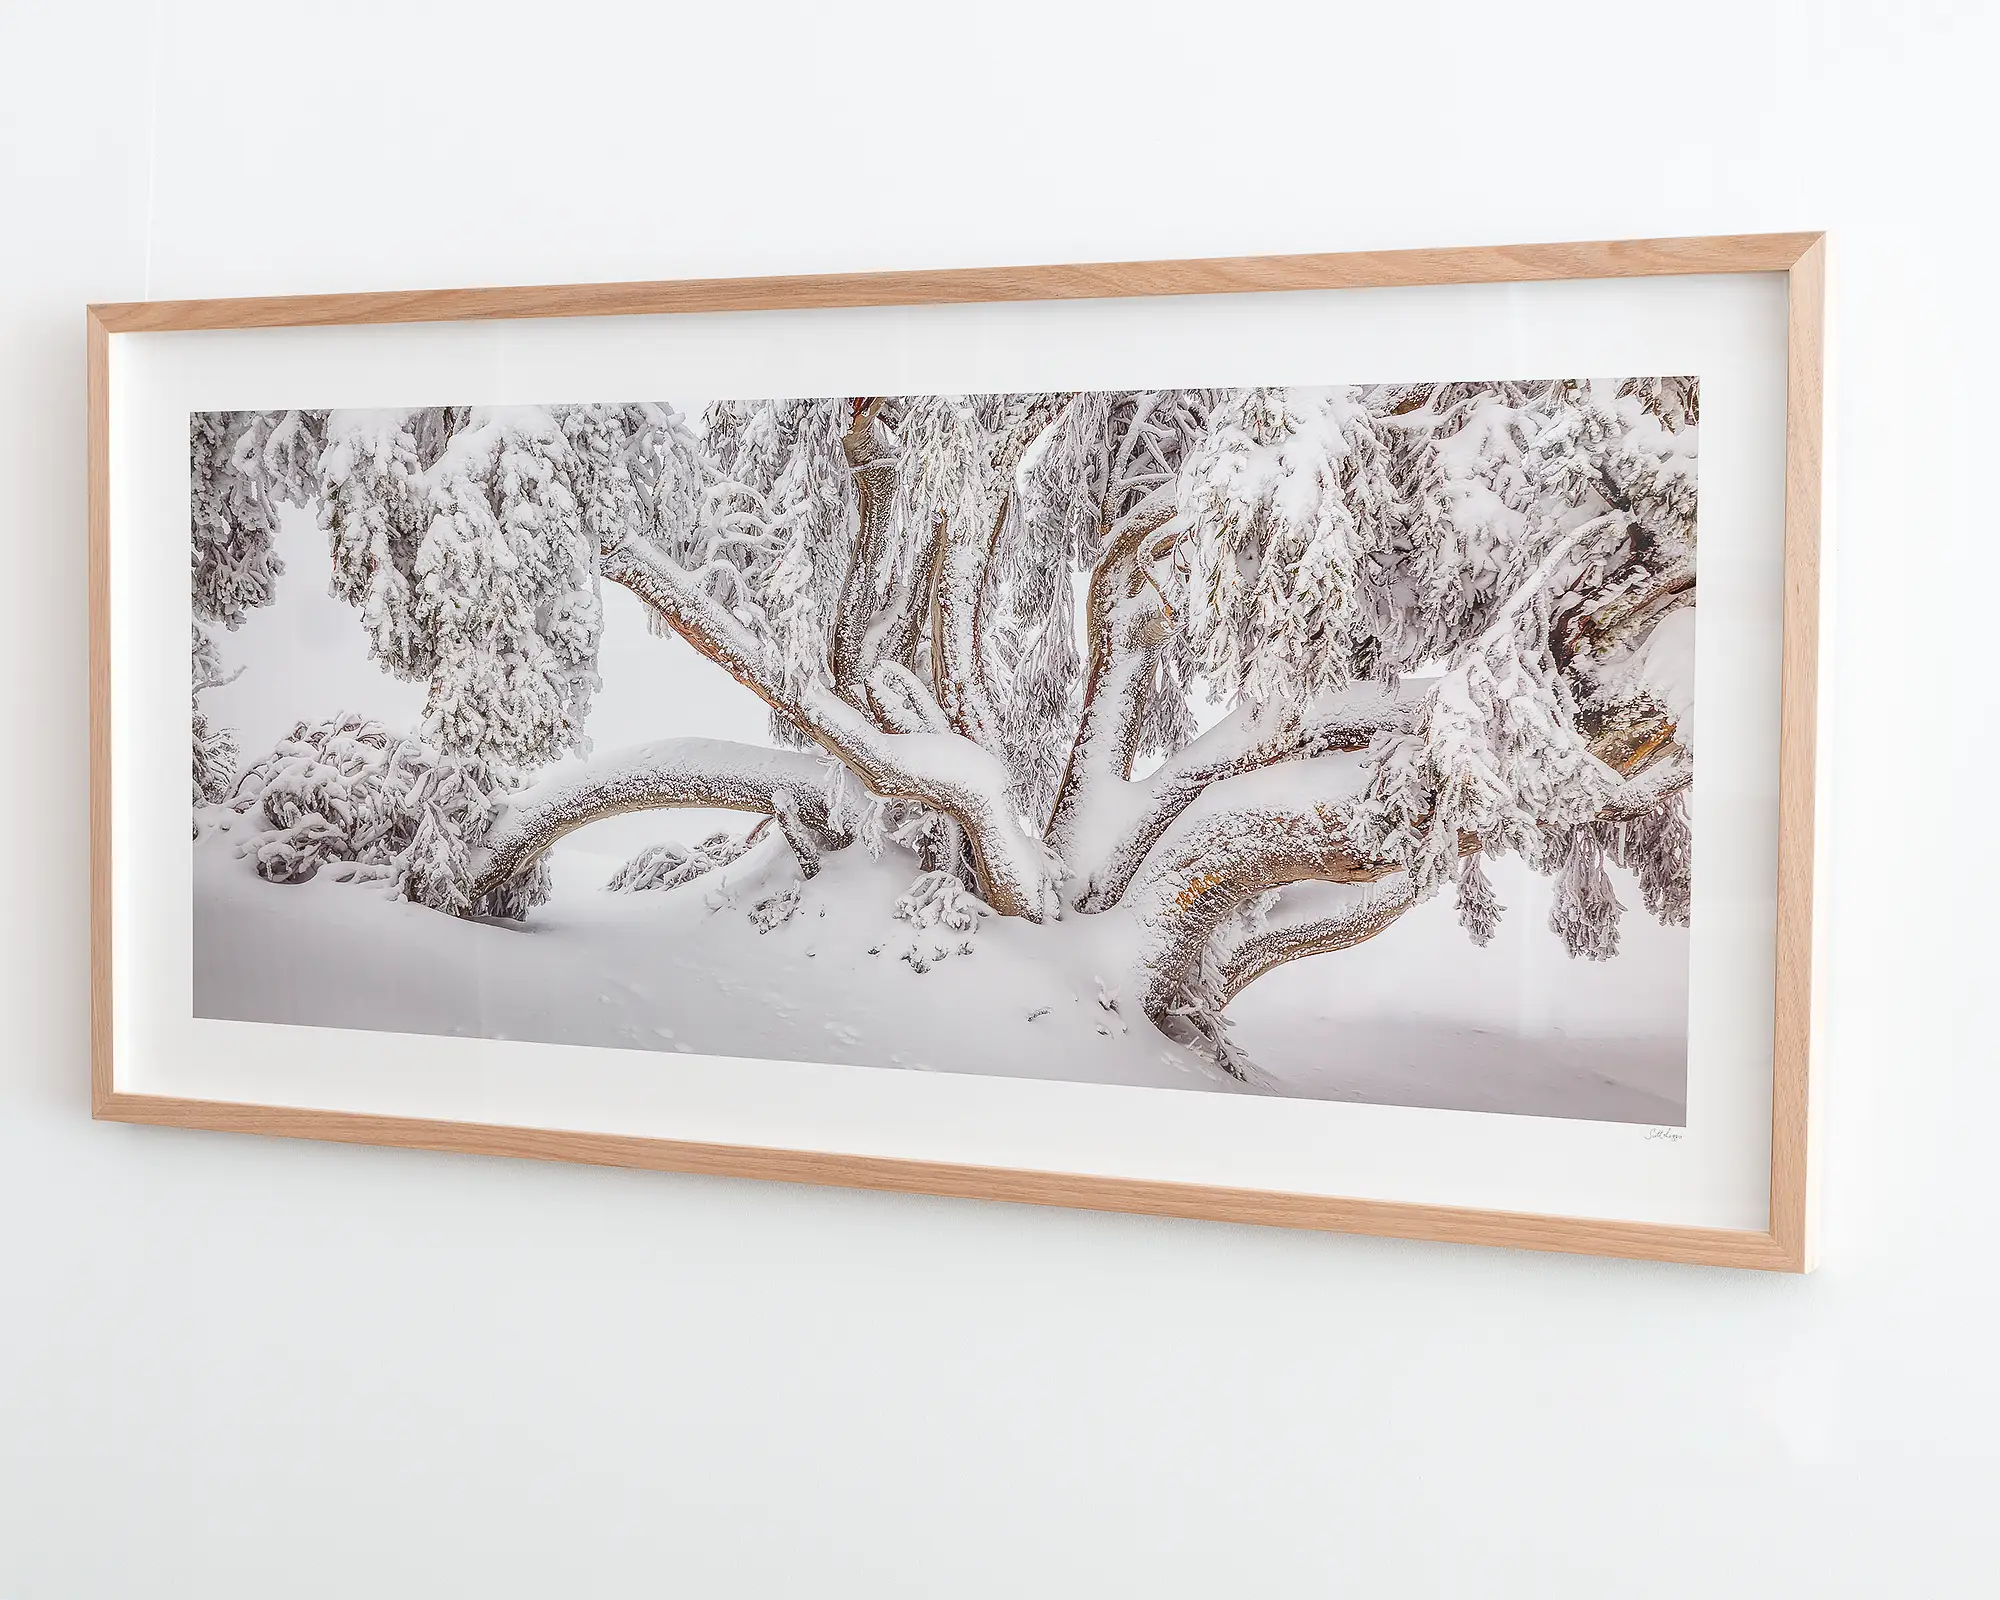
2 1 1993 1592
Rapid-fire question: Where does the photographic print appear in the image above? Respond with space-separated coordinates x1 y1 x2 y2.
191 381 1698 1124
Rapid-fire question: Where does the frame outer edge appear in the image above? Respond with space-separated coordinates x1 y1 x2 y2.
88 309 114 1117
88 234 1830 1270
1768 235 1827 1272
93 1092 1800 1270
85 232 1824 333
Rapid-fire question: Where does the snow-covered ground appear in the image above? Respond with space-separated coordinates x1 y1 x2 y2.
195 820 1689 1123
195 825 1232 1092
1225 863 1688 1123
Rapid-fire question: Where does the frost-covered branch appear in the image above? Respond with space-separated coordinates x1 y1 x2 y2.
1554 563 1695 672
768 786 827 879
829 398 898 710
462 737 844 908
1059 679 1427 913
600 532 1050 920
925 393 1074 748
1216 877 1418 1002
928 501 1006 747
1121 721 1686 1033
1120 755 1391 1026
1044 496 1181 851
864 660 951 734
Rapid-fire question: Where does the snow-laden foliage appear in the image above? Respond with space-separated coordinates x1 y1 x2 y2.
1546 824 1626 961
996 391 1213 811
223 713 542 915
191 409 325 629
1181 386 1400 709
1196 380 1699 965
398 747 545 917
194 400 709 774
893 869 989 934
698 398 856 741
607 832 751 893
1178 380 1694 704
1454 854 1503 947
227 714 426 884
1346 604 1615 901
192 402 713 904
191 410 327 823
893 397 985 562
318 406 697 773
191 624 238 808
1606 793 1693 929
815 760 896 858
747 884 802 932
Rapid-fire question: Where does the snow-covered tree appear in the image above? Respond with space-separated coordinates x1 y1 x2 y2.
194 382 1698 1081
192 409 324 628
190 409 327 807
190 624 238 812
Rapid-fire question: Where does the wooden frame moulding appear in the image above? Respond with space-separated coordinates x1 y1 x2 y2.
87 231 1827 1270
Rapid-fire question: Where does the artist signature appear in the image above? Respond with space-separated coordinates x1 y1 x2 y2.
1644 1127 1685 1142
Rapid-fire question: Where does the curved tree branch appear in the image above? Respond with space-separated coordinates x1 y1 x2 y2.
1062 679 1428 913
1554 559 1695 671
865 659 951 734
1215 877 1417 1004
1121 727 1689 1033
464 737 843 907
1121 755 1393 1024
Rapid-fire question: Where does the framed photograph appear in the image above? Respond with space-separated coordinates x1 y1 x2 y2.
90 232 1825 1269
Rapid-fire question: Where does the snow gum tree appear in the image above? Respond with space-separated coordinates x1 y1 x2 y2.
195 380 1698 1080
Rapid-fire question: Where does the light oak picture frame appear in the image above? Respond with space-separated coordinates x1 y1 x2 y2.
89 232 1826 1270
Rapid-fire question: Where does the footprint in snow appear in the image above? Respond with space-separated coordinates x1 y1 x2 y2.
824 1022 860 1046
